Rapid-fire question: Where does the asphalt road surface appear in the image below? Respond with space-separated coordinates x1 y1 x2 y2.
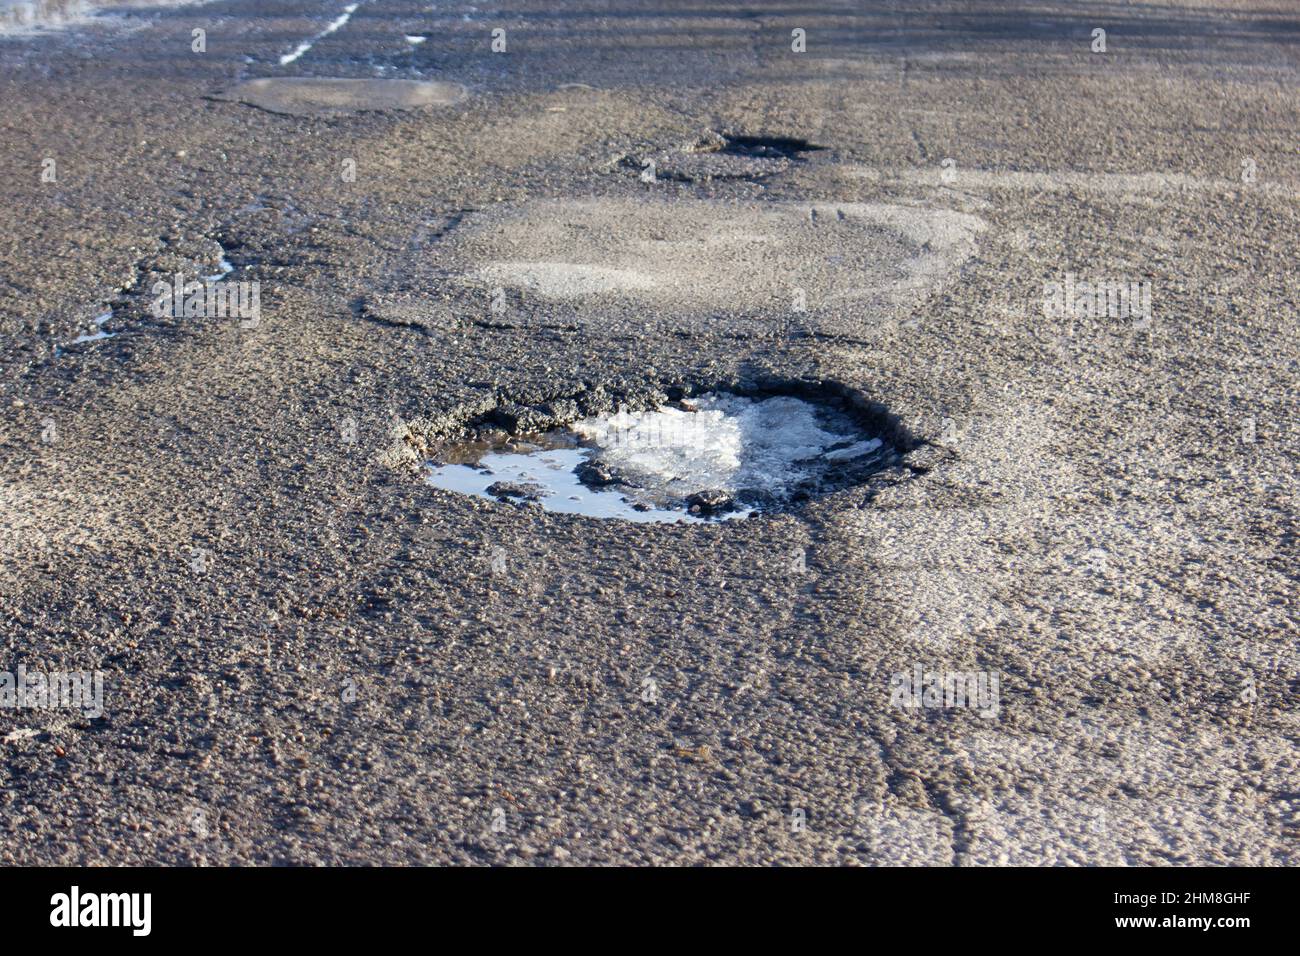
0 0 1296 864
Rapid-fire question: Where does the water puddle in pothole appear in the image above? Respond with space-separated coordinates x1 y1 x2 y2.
425 392 891 523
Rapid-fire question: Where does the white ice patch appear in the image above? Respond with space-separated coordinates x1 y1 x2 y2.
571 393 875 503
824 438 883 461
425 393 887 522
204 252 233 283
69 308 114 344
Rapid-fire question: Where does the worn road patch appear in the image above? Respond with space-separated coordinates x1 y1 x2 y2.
218 78 467 116
439 199 984 337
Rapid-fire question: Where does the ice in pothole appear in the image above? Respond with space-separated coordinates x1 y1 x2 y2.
425 393 889 523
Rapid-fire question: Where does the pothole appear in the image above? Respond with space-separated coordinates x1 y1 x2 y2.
424 390 899 523
616 131 825 183
709 134 825 160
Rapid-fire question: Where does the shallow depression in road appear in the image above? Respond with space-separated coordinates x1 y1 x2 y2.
425 393 892 523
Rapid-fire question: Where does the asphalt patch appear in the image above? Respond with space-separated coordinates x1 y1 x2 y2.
217 78 467 116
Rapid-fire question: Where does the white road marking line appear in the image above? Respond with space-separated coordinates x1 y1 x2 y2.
279 1 361 66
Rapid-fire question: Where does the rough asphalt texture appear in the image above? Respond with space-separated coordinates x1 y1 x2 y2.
0 0 1296 864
